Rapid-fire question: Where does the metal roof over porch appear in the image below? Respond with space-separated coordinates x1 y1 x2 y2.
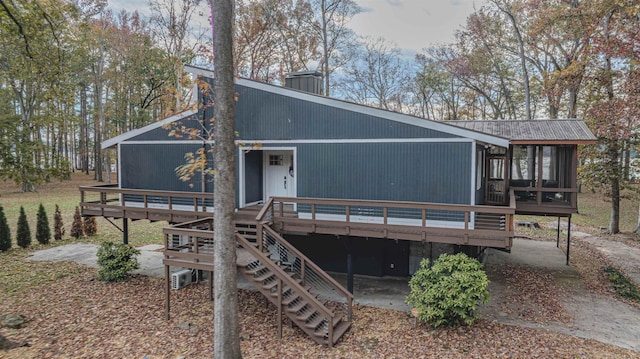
447 119 597 145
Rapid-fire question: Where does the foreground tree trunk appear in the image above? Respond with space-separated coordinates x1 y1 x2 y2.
210 0 242 357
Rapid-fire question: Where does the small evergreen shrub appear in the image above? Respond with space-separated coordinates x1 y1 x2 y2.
54 204 65 240
16 206 31 249
36 204 51 245
0 206 11 251
407 253 489 328
83 217 97 236
96 242 140 282
70 207 83 239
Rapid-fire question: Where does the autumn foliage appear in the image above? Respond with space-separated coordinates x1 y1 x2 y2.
54 204 65 241
83 217 97 237
70 206 83 239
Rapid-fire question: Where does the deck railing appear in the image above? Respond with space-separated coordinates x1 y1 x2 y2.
257 224 353 320
79 184 213 222
259 196 516 248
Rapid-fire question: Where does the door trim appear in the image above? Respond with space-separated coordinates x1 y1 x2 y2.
238 146 297 208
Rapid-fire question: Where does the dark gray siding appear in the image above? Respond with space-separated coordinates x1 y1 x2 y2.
121 143 213 193
296 142 471 204
234 85 459 140
129 114 204 142
125 83 463 143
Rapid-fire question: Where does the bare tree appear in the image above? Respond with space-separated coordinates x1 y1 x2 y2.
337 37 410 110
489 0 531 120
210 0 241 357
307 0 360 96
149 0 203 112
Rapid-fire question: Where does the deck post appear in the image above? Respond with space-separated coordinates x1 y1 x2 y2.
122 218 129 245
556 217 561 248
343 237 354 294
566 214 571 265
277 278 283 339
165 264 170 320
209 271 213 301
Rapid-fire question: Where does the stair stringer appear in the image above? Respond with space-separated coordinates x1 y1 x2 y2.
235 233 351 347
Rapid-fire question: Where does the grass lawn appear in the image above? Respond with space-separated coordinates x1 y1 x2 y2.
0 172 165 249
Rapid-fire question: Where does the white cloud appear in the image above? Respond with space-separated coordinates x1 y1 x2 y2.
350 0 478 52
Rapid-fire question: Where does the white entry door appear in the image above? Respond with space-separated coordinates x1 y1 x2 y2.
264 151 295 199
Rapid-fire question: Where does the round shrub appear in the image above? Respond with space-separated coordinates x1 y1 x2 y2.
407 252 489 328
96 242 141 282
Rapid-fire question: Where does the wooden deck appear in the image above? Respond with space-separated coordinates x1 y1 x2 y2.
80 185 516 249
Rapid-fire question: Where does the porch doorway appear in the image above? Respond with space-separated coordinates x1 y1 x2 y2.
486 148 508 205
264 150 296 200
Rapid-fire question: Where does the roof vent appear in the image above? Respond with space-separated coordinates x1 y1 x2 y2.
285 71 323 95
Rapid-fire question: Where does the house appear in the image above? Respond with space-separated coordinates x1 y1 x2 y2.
79 65 596 346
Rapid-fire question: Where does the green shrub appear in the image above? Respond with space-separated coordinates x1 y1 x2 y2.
0 206 11 251
36 204 51 245
407 253 489 328
96 242 140 282
16 206 31 249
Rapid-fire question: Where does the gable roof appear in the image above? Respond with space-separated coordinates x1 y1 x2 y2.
447 119 597 145
184 66 510 147
102 109 197 149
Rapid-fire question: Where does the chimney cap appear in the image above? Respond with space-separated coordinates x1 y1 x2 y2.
285 71 323 79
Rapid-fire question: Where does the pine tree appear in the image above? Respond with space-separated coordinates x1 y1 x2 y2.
83 217 97 236
54 204 65 240
0 206 11 251
36 203 51 245
16 206 31 249
70 206 83 239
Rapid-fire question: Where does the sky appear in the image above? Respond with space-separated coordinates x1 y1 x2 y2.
109 0 480 55
351 0 479 53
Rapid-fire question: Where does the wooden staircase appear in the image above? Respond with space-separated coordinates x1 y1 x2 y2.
235 231 352 347
163 215 353 348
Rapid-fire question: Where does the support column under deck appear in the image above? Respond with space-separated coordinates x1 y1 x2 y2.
566 215 571 265
123 218 129 245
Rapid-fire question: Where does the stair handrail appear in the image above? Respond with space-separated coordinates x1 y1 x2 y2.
255 197 275 224
263 226 353 304
235 233 337 320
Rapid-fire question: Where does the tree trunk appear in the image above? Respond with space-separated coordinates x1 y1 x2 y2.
211 0 242 357
633 204 640 234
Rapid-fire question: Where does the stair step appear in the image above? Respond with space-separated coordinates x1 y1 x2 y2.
313 321 329 338
244 265 267 275
282 294 301 306
262 280 280 291
327 320 352 345
254 271 275 282
286 299 308 313
305 313 325 329
296 309 317 322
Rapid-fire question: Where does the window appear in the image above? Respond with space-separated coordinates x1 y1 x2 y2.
269 155 283 166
